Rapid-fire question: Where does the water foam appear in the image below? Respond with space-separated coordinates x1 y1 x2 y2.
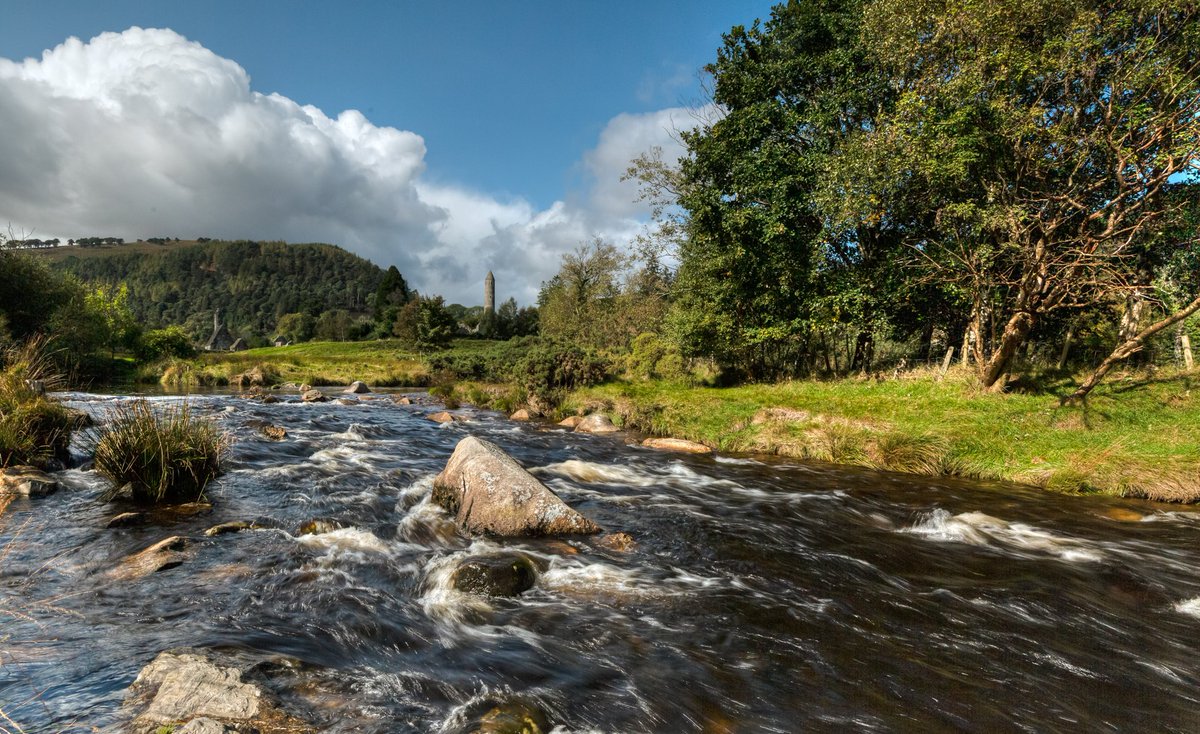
535 460 658 486
906 509 1103 562
1174 597 1200 617
295 527 391 555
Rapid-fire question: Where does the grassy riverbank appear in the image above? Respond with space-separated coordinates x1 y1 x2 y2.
148 339 483 387
562 367 1200 502
147 339 1200 501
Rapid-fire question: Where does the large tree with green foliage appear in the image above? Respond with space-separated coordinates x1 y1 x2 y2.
847 0 1200 388
669 0 907 379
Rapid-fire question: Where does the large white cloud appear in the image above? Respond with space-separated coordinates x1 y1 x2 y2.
0 27 697 305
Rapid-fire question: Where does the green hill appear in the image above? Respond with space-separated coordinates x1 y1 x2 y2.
47 239 387 340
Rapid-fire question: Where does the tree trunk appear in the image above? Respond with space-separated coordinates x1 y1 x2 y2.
850 331 874 374
1057 322 1074 371
1068 293 1200 402
980 311 1035 389
1183 331 1195 371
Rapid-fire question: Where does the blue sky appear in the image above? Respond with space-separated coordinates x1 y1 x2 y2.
3 1 773 215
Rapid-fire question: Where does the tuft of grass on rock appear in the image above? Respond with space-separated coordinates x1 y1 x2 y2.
93 400 230 504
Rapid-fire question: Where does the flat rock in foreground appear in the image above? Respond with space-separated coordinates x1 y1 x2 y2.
432 436 600 537
127 649 313 734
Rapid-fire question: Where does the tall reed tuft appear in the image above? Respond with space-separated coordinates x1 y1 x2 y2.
93 400 230 504
0 337 76 469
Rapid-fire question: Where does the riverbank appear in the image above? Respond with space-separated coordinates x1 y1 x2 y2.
561 367 1200 502
145 339 1200 502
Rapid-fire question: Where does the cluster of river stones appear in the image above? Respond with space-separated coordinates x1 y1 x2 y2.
0 380 712 733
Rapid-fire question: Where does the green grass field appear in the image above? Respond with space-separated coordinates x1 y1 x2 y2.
155 338 434 388
565 366 1200 501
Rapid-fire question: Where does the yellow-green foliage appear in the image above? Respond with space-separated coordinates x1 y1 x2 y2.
93 400 229 504
0 339 77 469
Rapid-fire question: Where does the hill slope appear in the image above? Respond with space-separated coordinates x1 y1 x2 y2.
49 240 386 339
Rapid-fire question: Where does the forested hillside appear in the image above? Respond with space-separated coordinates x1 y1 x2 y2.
50 240 385 339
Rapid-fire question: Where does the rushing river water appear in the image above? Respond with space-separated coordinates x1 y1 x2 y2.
4 391 1200 732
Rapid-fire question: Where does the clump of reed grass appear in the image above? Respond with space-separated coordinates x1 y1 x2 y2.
0 338 76 469
867 432 951 475
93 400 230 504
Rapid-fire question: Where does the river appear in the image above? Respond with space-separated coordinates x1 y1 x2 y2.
3 391 1200 732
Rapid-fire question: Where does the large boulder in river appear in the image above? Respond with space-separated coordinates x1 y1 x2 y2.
432 436 600 537
345 380 371 394
574 414 620 434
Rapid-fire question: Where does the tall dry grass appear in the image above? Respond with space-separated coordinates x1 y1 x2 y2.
0 338 77 469
92 400 230 504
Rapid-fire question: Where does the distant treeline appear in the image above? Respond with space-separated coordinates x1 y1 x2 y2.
52 239 387 339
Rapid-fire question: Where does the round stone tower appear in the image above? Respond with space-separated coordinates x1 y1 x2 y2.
484 271 495 314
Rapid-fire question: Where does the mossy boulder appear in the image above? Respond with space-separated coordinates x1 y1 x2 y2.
451 553 540 597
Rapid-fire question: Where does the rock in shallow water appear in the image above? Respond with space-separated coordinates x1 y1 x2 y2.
641 437 712 454
127 649 313 734
451 553 540 597
0 466 59 497
204 521 257 537
345 380 371 394
107 536 189 581
301 389 326 403
573 414 620 434
432 436 600 537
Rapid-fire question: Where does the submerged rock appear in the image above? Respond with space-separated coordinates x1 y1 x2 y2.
334 398 359 406
0 466 59 497
127 649 313 734
451 553 540 597
345 380 371 394
428 411 464 424
204 521 257 537
574 414 620 434
106 511 148 528
641 437 712 454
297 518 344 535
107 536 189 581
596 532 637 552
450 700 551 734
432 436 600 537
394 396 413 405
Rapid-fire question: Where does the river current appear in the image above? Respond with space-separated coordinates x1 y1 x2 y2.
3 391 1200 732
